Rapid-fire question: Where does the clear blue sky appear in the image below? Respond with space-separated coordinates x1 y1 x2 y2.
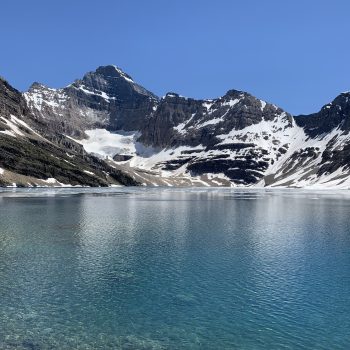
1 0 350 115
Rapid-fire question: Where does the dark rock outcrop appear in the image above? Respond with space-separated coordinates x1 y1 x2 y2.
295 92 350 137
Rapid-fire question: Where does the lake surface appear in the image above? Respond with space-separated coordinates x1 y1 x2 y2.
0 188 350 349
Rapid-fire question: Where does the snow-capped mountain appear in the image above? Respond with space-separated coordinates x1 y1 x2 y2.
268 92 350 188
24 65 158 137
0 76 138 187
1 65 350 188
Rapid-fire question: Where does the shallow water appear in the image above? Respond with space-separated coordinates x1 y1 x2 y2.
0 188 350 349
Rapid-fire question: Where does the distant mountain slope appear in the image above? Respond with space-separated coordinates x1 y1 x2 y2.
1 65 350 188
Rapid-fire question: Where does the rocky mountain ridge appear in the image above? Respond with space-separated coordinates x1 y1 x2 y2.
0 76 139 187
1 65 350 188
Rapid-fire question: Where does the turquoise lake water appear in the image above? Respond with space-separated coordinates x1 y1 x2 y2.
0 188 350 349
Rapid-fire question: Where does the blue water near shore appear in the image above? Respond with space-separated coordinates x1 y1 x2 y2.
0 188 350 349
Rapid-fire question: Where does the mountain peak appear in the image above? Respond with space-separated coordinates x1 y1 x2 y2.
224 89 248 98
28 82 48 91
324 91 350 111
94 65 134 83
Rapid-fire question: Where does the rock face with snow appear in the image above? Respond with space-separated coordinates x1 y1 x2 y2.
1 65 350 188
140 90 292 148
272 92 350 188
137 90 294 185
0 77 140 187
255 92 350 188
24 65 158 138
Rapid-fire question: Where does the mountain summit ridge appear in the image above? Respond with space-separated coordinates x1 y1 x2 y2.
1 65 350 188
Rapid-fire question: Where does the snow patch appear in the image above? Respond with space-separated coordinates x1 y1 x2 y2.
197 116 225 127
74 129 142 159
0 116 25 137
74 85 116 102
44 178 57 184
202 101 214 110
222 98 240 107
111 65 134 83
24 88 67 113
